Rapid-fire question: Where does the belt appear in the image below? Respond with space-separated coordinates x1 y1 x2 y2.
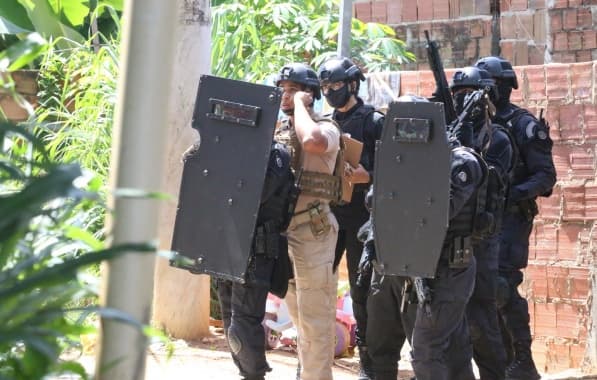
291 202 331 227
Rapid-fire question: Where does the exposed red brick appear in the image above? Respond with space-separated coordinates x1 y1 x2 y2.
558 104 583 140
371 1 388 23
545 341 572 371
525 65 546 102
545 64 570 102
552 145 573 180
501 15 517 39
552 51 578 63
553 31 568 51
510 0 529 10
516 13 534 39
568 266 591 300
562 185 585 221
563 9 578 30
533 302 558 336
569 62 593 101
577 7 593 28
568 0 583 5
524 264 548 299
500 41 514 63
417 0 433 20
450 0 461 18
545 106 562 141
470 21 485 38
556 303 588 339
355 2 372 22
575 50 592 63
387 0 403 23
433 0 450 19
550 10 563 32
399 71 420 95
582 30 597 50
557 224 584 260
569 145 595 180
402 1 417 21
535 224 558 261
500 0 511 11
419 70 436 99
570 342 587 369
584 103 597 139
568 30 583 50
537 185 562 219
547 265 569 298
585 184 597 219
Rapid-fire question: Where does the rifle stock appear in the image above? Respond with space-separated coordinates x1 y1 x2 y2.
425 30 457 125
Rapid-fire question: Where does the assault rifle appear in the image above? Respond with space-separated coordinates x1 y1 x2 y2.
425 30 457 125
447 88 488 139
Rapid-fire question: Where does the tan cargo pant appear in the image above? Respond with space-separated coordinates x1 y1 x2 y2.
285 213 339 380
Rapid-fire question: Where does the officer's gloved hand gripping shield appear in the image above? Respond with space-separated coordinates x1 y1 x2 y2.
170 75 282 282
372 101 451 278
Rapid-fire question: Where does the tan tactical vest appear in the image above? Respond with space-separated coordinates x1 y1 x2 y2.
275 115 345 203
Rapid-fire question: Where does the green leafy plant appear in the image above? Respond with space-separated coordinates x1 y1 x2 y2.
211 0 415 82
0 121 156 379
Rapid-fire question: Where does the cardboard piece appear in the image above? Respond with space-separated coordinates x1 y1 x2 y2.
341 134 363 203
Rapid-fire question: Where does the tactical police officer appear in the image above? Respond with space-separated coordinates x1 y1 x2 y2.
476 56 556 380
317 56 385 380
450 66 514 380
215 141 296 380
274 63 342 380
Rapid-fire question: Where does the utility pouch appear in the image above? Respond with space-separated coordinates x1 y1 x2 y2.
307 201 331 237
449 236 473 269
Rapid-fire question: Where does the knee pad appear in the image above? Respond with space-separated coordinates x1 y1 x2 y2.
227 328 243 355
496 275 511 309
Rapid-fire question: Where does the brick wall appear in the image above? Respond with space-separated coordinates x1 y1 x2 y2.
0 71 38 121
372 61 596 373
354 0 597 69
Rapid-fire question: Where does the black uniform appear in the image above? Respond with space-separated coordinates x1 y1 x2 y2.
330 98 384 367
466 126 513 380
216 142 295 380
495 104 556 377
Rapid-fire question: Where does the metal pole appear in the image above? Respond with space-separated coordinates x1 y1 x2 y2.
337 0 352 57
95 0 178 378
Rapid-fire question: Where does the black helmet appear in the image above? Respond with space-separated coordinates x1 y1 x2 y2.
450 66 496 93
317 56 366 84
475 56 518 89
275 63 321 99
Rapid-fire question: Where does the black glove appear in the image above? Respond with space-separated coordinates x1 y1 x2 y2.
452 120 474 148
356 239 376 288
364 185 374 212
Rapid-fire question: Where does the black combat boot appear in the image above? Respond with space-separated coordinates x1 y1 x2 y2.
357 345 374 380
505 341 541 380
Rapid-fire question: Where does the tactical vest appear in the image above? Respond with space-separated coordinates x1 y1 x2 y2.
275 115 345 203
448 147 489 239
493 107 546 189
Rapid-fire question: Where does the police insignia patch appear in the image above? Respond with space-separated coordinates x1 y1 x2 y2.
458 170 468 183
538 130 547 140
275 155 283 168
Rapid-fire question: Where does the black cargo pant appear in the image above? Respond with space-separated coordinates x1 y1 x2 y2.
333 205 370 350
365 272 411 380
216 255 274 380
467 236 507 379
498 211 535 360
411 256 477 380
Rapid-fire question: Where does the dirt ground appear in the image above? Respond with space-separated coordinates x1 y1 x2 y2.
75 326 596 379
139 327 595 380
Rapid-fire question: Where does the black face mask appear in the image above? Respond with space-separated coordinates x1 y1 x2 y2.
454 91 486 127
495 84 512 108
324 84 351 108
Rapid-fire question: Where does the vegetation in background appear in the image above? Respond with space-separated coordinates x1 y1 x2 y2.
211 0 415 82
0 0 123 51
